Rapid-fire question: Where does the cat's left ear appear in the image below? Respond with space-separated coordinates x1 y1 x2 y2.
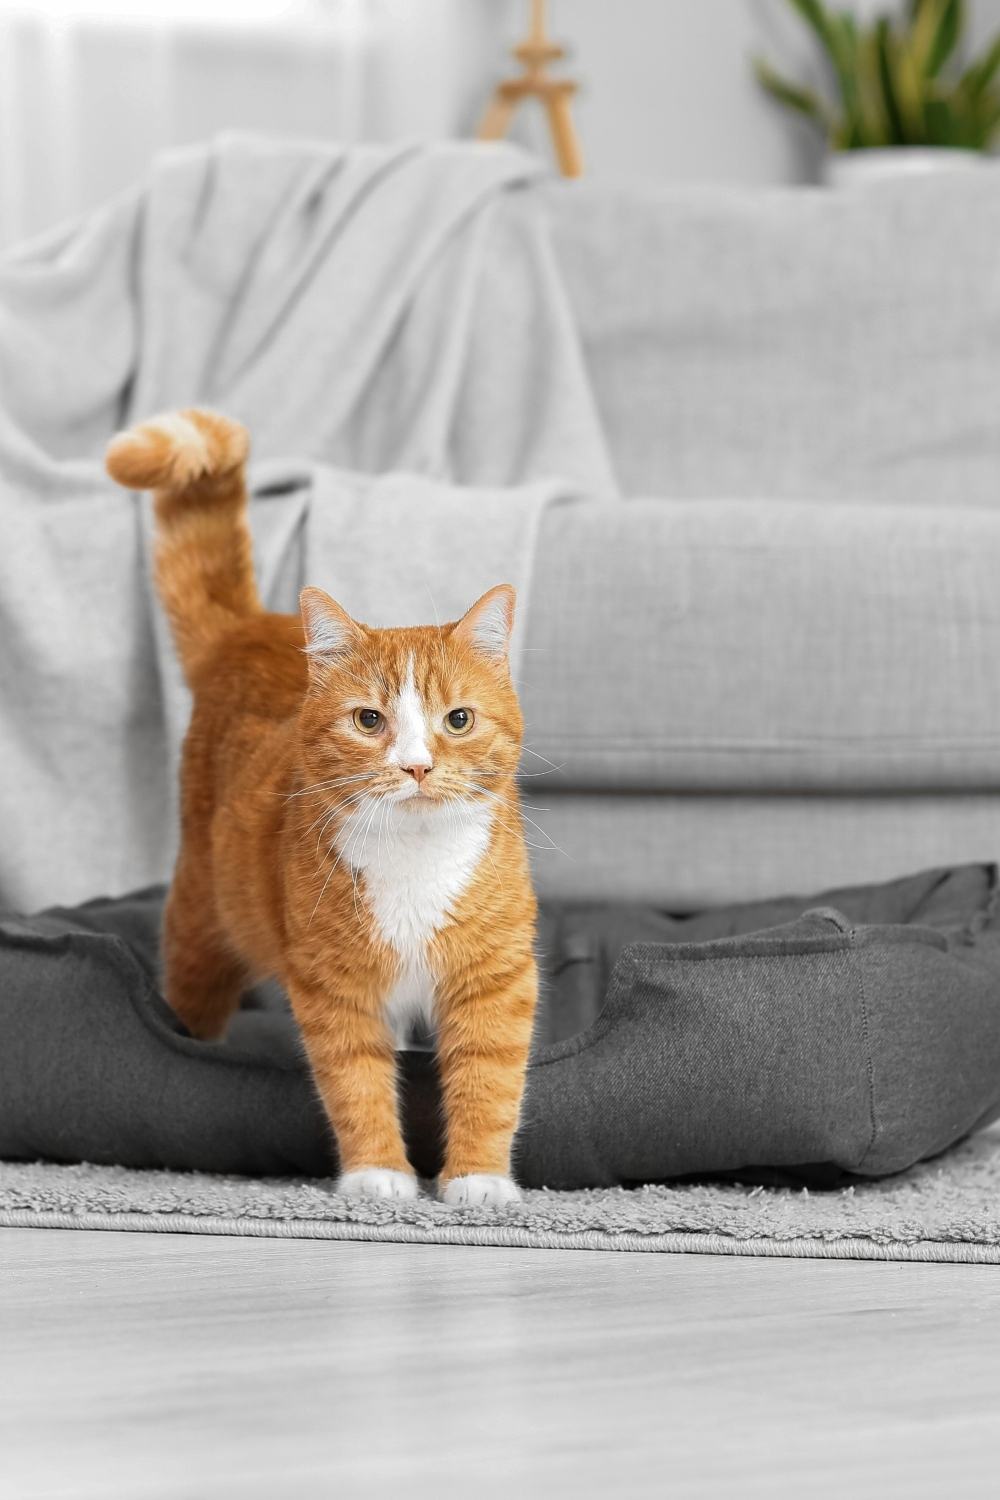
300 586 360 667
452 584 515 664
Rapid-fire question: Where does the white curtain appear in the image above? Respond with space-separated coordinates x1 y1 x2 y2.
0 0 507 250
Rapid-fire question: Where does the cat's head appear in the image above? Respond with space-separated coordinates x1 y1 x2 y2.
296 585 523 816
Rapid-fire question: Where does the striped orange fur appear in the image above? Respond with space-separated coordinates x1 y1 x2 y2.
106 408 538 1207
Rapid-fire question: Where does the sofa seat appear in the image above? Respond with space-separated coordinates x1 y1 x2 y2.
527 791 1000 908
522 497 1000 798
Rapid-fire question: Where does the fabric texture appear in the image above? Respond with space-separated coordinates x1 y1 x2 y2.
527 791 1000 908
4 1127 1000 1264
3 865 1000 1190
548 175 1000 507
522 498 1000 796
0 136 613 912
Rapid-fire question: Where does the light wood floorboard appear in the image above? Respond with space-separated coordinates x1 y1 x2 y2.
2 1227 1000 1498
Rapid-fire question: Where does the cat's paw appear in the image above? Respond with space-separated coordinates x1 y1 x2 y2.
440 1174 522 1209
337 1167 420 1201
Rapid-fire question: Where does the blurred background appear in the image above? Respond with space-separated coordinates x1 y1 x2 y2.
4 0 1000 250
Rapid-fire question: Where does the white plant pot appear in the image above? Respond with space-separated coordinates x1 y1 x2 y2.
824 146 985 188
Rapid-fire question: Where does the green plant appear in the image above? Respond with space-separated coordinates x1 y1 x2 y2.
754 0 1000 150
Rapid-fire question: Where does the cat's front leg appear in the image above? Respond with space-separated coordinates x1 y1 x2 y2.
287 975 419 1201
435 957 537 1208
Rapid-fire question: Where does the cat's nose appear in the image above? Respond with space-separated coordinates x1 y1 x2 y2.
402 763 432 784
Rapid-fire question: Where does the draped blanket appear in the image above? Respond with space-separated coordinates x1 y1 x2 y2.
0 137 616 910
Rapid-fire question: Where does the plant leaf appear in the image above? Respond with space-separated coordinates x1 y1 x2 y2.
893 36 929 141
961 32 1000 98
923 92 961 144
875 19 905 145
784 0 840 59
754 0 998 151
857 25 893 146
828 13 867 145
970 90 1000 147
753 58 832 132
925 0 964 77
786 0 860 119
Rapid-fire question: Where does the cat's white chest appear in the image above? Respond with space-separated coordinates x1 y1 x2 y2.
333 799 493 1044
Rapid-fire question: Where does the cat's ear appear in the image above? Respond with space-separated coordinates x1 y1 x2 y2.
453 584 515 664
300 587 359 666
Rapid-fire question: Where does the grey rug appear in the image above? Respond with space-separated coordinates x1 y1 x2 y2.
4 1128 1000 1262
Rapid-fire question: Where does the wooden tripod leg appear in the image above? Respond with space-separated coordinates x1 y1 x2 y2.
545 90 583 177
477 91 518 142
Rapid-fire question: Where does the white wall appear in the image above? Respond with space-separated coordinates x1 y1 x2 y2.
497 0 1000 187
4 0 1000 248
0 0 505 247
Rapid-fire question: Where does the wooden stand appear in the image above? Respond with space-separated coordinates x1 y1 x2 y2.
477 0 583 178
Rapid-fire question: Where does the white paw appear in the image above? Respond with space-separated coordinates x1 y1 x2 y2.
338 1168 419 1201
441 1174 522 1208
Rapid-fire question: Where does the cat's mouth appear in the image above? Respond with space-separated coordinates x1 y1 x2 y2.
391 783 438 807
390 782 473 811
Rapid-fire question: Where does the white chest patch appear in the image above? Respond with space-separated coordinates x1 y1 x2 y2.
333 798 494 1046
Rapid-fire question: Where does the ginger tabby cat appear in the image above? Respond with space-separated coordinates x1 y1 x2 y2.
105 409 538 1207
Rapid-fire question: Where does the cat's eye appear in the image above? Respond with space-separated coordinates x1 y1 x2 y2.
444 708 474 735
353 708 384 735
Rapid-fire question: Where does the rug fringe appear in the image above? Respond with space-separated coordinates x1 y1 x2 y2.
2 1207 998 1264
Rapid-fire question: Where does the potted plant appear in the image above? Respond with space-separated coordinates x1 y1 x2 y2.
754 0 1000 185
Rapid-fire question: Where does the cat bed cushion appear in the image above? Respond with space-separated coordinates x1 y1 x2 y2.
2 864 999 1189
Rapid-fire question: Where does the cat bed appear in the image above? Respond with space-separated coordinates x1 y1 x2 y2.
3 864 1000 1190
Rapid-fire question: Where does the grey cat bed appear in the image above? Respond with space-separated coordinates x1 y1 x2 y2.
2 865 1000 1189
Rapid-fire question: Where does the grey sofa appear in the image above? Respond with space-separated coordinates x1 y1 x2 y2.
522 173 1000 908
4 143 1000 917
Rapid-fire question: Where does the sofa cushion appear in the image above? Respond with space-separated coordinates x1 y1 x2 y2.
546 175 1000 507
521 497 1000 794
525 792 1000 908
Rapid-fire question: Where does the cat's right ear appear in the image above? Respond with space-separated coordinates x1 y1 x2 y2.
300 587 358 670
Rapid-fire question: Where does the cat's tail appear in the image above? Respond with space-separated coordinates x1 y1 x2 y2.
105 408 261 679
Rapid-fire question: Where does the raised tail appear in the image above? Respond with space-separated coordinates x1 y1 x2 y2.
106 408 260 680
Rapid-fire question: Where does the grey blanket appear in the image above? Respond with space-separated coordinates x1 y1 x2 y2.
0 137 615 911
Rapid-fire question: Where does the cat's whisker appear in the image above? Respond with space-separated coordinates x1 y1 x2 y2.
318 798 370 879
458 796 504 894
457 779 568 858
452 780 527 841
347 795 382 924
463 776 552 816
508 805 566 856
376 796 387 880
301 785 370 834
297 787 373 853
520 745 565 774
307 848 340 926
462 745 566 782
308 792 380 924
310 790 371 854
284 771 379 802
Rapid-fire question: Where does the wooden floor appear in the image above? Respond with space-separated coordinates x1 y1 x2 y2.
2 1228 1000 1499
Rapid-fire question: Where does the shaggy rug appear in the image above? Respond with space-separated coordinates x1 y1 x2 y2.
4 1128 1000 1263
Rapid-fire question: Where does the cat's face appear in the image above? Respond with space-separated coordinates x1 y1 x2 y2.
297 585 524 820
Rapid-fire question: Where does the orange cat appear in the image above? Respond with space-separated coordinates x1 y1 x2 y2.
105 409 538 1207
